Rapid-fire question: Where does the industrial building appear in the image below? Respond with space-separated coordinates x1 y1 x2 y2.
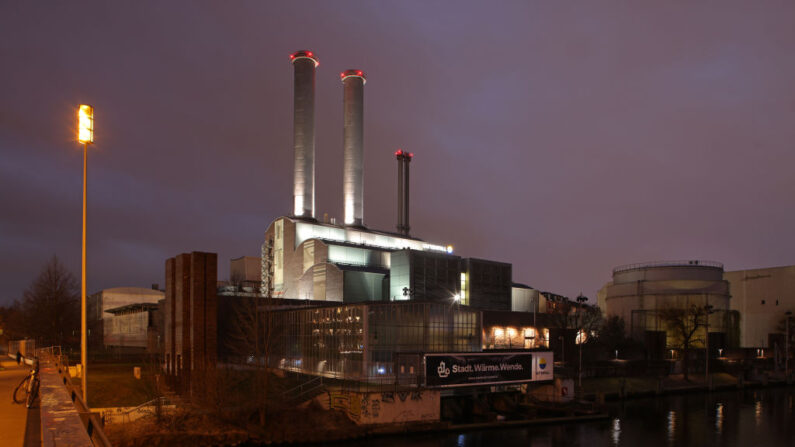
103 303 161 352
258 50 524 314
268 301 481 381
598 261 795 352
598 260 736 357
159 50 560 403
725 265 795 349
87 286 164 351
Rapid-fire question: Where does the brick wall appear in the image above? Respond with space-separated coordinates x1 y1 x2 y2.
163 252 218 399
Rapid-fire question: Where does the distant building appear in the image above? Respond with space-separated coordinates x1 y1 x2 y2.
230 256 261 284
511 283 545 313
87 286 164 350
104 303 161 352
725 265 795 348
599 260 736 357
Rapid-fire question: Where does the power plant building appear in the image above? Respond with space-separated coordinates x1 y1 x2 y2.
258 50 516 312
162 50 557 400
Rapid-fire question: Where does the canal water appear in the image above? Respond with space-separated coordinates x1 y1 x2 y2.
349 386 795 447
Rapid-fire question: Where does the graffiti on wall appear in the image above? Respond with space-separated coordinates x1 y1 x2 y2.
328 389 439 425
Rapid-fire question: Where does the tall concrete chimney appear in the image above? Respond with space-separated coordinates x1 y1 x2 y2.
341 70 366 227
395 149 413 236
290 50 319 219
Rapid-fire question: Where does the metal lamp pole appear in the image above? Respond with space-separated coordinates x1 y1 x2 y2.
704 303 714 387
78 105 94 404
576 294 587 387
786 311 792 380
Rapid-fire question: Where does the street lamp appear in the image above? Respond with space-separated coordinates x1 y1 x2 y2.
576 294 588 387
704 303 715 387
78 104 93 404
786 310 792 380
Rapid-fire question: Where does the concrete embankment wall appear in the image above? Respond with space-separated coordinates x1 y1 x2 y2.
328 389 440 425
39 356 94 446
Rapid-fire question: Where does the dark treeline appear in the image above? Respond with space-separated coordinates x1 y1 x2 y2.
0 256 80 349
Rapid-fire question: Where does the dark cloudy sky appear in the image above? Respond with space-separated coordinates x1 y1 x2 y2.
2 1 794 306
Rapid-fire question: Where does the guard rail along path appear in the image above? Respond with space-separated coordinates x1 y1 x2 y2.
37 347 112 447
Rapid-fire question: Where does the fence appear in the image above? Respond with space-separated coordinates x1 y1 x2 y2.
37 346 113 447
8 339 36 358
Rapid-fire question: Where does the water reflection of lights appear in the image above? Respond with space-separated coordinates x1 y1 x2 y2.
457 434 465 447
755 400 762 427
667 410 676 444
715 403 724 434
611 418 621 445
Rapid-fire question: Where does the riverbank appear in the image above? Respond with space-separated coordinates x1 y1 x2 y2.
105 375 794 446
580 372 792 401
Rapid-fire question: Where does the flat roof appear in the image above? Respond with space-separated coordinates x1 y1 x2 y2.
105 302 159 314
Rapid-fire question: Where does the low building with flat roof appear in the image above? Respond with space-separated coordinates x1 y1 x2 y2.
87 286 164 351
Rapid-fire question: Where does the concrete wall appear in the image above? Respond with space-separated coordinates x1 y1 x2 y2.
104 311 149 348
88 287 163 349
511 286 539 313
230 256 261 283
328 389 440 425
726 265 795 348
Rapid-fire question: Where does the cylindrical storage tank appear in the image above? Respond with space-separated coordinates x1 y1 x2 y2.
341 69 366 226
290 50 319 219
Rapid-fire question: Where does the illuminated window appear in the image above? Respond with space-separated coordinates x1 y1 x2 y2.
460 272 468 305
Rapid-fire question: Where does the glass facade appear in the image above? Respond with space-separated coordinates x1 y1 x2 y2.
270 302 481 383
484 325 549 349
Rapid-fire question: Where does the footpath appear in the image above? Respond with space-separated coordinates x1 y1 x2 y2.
0 359 33 447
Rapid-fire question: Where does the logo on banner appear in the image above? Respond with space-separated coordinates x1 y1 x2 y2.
539 357 547 370
437 361 450 378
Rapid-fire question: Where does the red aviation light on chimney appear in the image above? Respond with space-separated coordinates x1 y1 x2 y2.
341 69 367 84
290 50 319 67
395 149 403 156
408 152 414 158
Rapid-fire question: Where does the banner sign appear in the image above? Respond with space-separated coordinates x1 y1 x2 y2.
424 352 553 388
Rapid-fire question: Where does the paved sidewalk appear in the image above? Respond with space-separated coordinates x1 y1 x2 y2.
0 359 31 447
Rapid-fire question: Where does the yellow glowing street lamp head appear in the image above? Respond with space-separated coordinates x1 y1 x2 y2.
78 104 94 144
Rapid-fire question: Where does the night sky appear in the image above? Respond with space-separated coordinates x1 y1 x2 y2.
2 1 794 306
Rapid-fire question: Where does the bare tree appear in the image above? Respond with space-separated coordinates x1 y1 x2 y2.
658 305 708 381
18 256 80 347
596 316 628 353
220 293 280 426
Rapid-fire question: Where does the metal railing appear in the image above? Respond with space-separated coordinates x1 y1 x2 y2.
105 396 174 424
613 260 724 274
38 347 113 447
282 375 325 404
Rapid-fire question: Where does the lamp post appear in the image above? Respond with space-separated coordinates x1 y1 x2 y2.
704 303 714 387
78 104 93 404
786 310 792 380
576 294 587 387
